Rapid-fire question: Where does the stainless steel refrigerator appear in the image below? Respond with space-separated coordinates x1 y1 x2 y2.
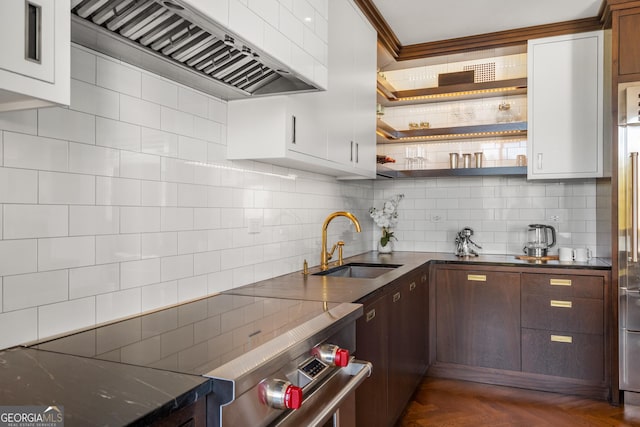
619 84 640 400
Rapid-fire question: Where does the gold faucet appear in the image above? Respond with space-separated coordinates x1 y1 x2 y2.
321 211 361 270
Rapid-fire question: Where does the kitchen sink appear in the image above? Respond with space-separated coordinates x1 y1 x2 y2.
313 263 402 278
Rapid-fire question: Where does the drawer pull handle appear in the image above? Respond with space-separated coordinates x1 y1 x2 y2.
468 274 486 282
366 309 376 322
550 300 572 308
549 278 572 286
421 274 427 282
393 292 401 303
550 335 573 343
409 282 416 291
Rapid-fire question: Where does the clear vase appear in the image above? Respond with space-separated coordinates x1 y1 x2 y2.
378 240 393 253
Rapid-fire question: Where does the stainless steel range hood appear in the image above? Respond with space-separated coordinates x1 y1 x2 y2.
70 0 321 100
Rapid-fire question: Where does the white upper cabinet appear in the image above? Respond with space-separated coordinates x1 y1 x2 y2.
0 0 70 112
527 30 604 179
227 0 377 179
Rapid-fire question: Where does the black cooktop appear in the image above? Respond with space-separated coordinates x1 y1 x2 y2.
32 294 340 376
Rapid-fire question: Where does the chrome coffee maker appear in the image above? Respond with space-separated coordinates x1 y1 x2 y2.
523 224 556 257
455 227 482 257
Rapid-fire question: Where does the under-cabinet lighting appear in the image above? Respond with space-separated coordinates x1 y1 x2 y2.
394 86 521 102
391 129 526 142
185 161 297 180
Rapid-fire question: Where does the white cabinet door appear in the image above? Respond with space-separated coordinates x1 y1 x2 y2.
527 31 604 179
0 0 69 111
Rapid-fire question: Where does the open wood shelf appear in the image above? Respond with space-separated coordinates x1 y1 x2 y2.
376 166 527 179
377 121 527 143
377 77 527 107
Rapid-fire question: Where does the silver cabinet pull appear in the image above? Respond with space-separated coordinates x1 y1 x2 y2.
291 115 296 144
355 142 359 163
537 153 543 170
350 141 354 162
632 152 638 262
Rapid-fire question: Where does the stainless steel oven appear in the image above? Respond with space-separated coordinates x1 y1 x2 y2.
31 294 371 426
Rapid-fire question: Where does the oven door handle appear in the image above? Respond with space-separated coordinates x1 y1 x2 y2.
275 359 372 427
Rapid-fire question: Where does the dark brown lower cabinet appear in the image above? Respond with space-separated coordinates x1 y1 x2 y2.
356 267 429 427
431 265 612 401
153 398 205 427
436 268 521 371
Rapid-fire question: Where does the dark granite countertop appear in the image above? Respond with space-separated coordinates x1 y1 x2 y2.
0 347 210 426
224 251 612 303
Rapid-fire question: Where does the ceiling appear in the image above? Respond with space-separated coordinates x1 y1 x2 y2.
369 0 603 46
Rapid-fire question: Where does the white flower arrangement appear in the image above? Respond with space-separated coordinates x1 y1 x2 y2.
369 194 404 247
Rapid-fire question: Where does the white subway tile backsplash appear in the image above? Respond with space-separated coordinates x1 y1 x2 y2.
0 109 37 135
96 176 141 206
208 99 226 124
178 88 208 119
229 1 264 49
161 157 195 184
69 263 119 299
120 95 161 128
194 208 221 229
161 107 194 137
97 57 142 98
3 205 68 239
194 251 221 275
178 230 208 255
0 309 37 348
96 117 141 151
70 79 120 120
302 25 327 64
38 297 96 339
178 136 207 162
141 280 177 312
0 168 37 203
141 181 178 207
3 270 68 311
121 207 161 233
121 258 161 289
141 128 178 157
178 184 208 208
193 117 222 144
161 254 193 281
120 151 160 180
39 171 95 205
70 206 119 236
69 142 120 177
177 275 208 302
96 234 140 264
71 46 96 84
39 107 96 145
248 0 279 27
38 236 95 271
96 288 141 324
141 74 178 109
161 207 194 231
141 232 178 259
0 240 37 276
4 132 68 172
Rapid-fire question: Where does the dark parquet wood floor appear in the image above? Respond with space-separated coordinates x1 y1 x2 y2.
397 377 640 426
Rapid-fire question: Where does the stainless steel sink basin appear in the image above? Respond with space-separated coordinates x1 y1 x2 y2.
313 263 402 278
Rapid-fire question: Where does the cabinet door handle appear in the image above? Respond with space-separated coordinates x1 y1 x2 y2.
365 309 376 322
393 292 401 303
549 278 572 286
355 142 359 163
291 115 296 144
350 141 354 162
537 153 543 170
550 300 572 308
25 1 42 63
421 274 427 283
550 335 573 344
631 152 639 262
409 282 416 291
467 274 486 282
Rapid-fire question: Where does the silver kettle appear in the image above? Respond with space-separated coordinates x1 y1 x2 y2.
523 224 556 257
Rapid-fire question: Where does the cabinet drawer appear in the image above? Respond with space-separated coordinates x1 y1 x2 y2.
521 294 603 335
521 328 603 381
521 273 603 299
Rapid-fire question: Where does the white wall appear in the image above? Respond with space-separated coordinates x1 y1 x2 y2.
373 175 598 255
0 45 373 349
